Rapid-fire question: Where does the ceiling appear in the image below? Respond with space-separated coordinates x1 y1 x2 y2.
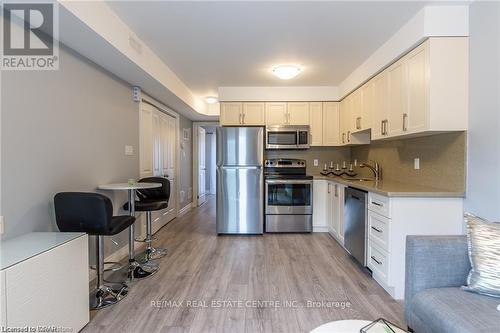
108 1 431 98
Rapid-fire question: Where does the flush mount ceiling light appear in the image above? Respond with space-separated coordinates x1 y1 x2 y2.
271 64 303 80
205 96 218 104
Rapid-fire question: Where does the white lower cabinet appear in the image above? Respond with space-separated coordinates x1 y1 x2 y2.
0 233 89 331
312 180 328 232
312 180 345 244
367 195 464 300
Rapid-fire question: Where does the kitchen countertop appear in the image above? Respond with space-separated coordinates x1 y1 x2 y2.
312 175 465 198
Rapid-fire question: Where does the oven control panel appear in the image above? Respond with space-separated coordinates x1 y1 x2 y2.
264 159 306 168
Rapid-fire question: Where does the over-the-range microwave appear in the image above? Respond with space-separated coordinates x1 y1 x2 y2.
265 125 310 150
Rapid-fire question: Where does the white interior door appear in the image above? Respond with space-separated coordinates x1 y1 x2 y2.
210 133 217 194
139 103 154 178
158 112 177 227
198 127 206 205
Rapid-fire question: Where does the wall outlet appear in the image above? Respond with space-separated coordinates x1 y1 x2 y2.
414 158 420 170
313 159 319 167
125 145 134 156
0 216 4 235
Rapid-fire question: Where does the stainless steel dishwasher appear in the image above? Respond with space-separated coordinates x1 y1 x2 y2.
344 187 368 266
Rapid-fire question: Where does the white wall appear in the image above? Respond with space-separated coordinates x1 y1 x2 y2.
465 1 500 220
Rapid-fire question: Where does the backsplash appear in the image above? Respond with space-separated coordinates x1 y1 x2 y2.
351 132 466 191
264 146 351 175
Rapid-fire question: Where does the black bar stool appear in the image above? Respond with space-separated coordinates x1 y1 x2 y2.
54 192 135 310
124 177 170 264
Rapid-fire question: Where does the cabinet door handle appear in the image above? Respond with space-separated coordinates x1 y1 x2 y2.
342 133 346 143
347 131 351 142
371 256 382 265
371 226 383 233
356 117 361 130
380 120 384 135
334 184 339 197
327 183 331 194
384 120 389 135
242 112 245 124
239 113 242 124
371 201 383 207
403 113 408 131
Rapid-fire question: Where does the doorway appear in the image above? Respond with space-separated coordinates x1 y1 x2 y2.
193 122 219 207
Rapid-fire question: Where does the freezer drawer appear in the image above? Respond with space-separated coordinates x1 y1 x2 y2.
216 166 264 234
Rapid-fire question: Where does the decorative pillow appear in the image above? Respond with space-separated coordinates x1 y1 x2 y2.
462 214 500 298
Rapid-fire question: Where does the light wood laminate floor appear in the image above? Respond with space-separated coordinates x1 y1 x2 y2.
84 195 404 333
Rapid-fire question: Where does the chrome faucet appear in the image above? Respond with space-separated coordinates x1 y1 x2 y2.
360 160 381 181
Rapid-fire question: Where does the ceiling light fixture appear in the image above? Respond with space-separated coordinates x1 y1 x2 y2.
205 96 218 104
272 64 302 80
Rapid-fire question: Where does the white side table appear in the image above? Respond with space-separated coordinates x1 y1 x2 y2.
311 319 407 333
310 320 372 333
98 182 161 281
0 232 88 331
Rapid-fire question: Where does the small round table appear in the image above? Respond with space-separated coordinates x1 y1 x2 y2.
310 320 372 333
98 182 162 281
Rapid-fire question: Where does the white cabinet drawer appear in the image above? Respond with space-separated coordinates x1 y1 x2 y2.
368 210 391 252
368 192 391 217
368 242 389 283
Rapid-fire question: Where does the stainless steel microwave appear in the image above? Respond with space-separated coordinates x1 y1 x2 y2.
265 125 310 150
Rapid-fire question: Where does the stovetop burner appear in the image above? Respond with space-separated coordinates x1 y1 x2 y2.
264 158 310 179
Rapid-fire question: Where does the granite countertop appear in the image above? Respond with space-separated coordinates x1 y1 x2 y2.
312 175 465 198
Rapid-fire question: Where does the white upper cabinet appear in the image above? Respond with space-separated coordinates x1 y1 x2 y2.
265 102 309 126
360 80 374 132
369 37 467 140
220 103 243 126
406 41 428 133
220 102 265 126
265 102 288 125
371 71 390 140
242 102 265 125
322 102 340 146
287 102 310 125
339 96 352 145
309 102 323 146
387 58 406 137
351 89 363 132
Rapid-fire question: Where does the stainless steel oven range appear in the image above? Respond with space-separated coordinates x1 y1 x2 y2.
264 158 313 233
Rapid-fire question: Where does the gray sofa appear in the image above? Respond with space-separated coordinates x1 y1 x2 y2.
405 235 500 333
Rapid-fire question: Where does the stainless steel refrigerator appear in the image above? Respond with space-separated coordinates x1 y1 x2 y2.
216 127 264 234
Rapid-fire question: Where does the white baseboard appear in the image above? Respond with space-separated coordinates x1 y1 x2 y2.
178 202 194 217
313 226 328 232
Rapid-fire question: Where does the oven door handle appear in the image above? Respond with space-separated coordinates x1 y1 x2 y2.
265 179 313 184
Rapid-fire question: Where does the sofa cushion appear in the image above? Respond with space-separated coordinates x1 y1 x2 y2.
463 214 500 298
411 287 500 333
